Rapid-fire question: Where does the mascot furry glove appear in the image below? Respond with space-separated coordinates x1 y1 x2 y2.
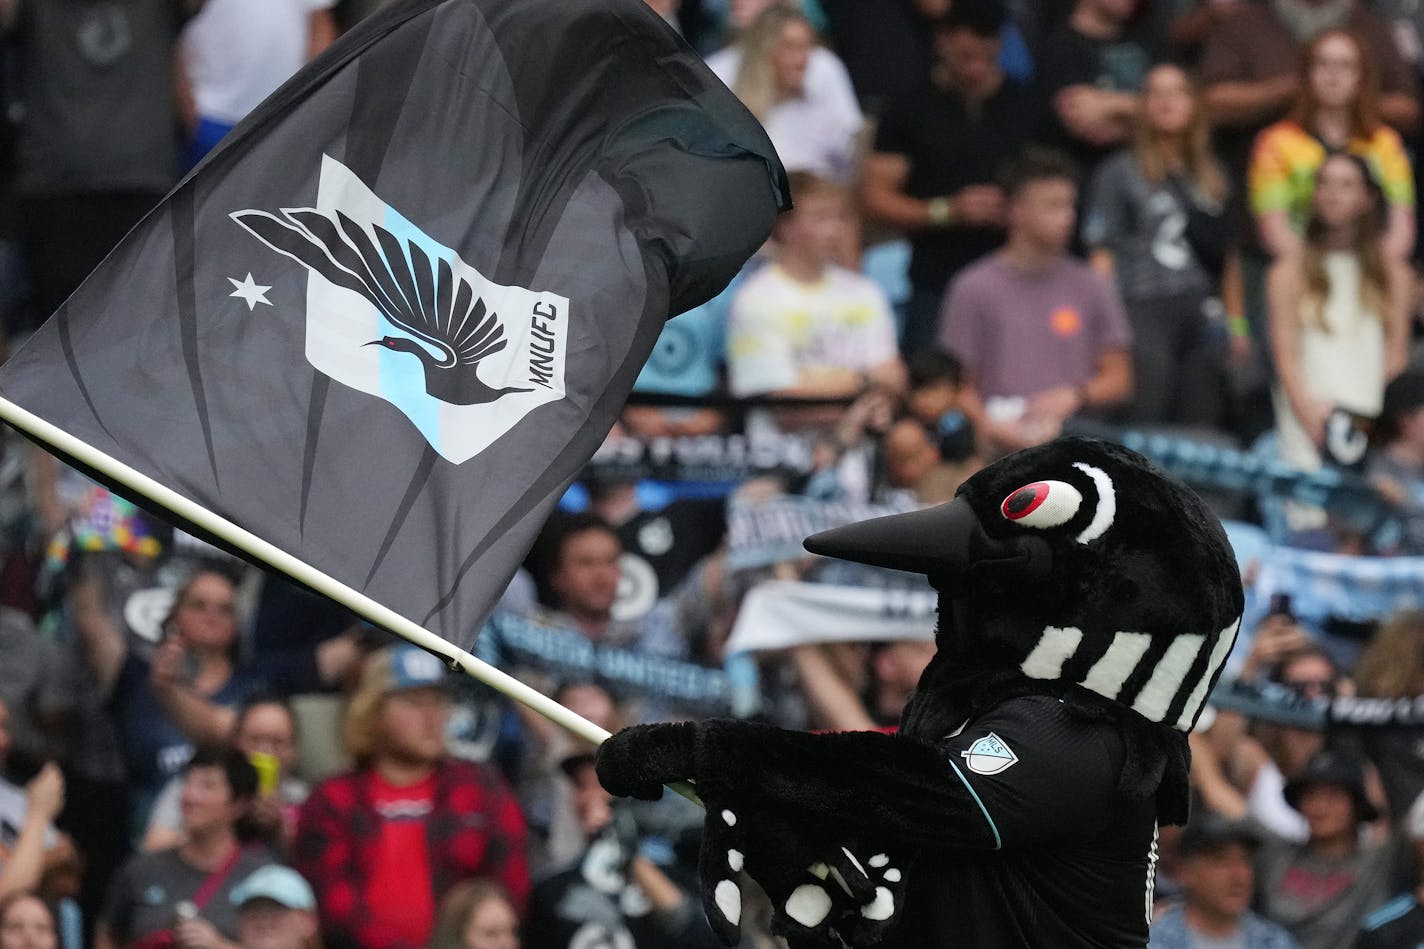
597 438 1245 949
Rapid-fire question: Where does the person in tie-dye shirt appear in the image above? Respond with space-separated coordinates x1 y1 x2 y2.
1249 28 1415 262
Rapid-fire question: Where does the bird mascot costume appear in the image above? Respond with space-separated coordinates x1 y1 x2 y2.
596 437 1244 948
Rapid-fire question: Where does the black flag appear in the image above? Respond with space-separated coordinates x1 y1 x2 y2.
0 0 787 648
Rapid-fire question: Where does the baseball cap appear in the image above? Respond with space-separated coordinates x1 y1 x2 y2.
230 865 316 911
1283 750 1379 823
1177 814 1262 857
385 643 449 693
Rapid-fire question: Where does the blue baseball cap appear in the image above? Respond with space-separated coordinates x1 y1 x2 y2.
386 643 449 693
230 865 316 911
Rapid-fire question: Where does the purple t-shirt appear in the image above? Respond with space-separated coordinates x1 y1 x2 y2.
938 254 1131 400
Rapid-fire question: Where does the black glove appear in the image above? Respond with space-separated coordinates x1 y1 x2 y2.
596 721 910 947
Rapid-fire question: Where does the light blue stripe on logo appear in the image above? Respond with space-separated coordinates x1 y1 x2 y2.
373 205 446 451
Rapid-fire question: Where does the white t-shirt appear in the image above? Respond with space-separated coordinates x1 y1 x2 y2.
706 45 863 181
727 263 898 397
182 0 335 125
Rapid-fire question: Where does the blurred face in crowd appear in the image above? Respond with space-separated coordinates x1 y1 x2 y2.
1142 64 1194 137
555 684 620 732
908 378 959 427
778 187 849 267
238 900 317 949
180 764 246 838
379 687 451 766
772 18 815 96
1008 177 1077 253
0 896 57 949
1278 652 1337 700
1308 32 1363 111
937 26 1002 97
551 527 622 623
1313 155 1374 233
883 420 940 489
172 572 239 654
874 639 938 694
1298 783 1358 843
729 0 778 31
568 761 614 837
913 0 951 17
1180 842 1254 923
235 703 298 774
463 894 520 949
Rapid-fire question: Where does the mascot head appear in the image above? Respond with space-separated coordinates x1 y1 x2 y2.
806 437 1243 737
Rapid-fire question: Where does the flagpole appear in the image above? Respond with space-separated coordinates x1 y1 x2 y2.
1 395 622 735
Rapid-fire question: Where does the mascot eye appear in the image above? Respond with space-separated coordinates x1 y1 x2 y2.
1000 480 1083 529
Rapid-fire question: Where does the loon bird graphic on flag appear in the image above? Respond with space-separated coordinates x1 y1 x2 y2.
0 0 788 649
232 155 565 462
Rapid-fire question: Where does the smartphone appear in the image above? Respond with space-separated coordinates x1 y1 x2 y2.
1268 593 1293 619
248 751 279 795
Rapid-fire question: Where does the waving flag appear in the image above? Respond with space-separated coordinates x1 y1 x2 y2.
0 0 787 655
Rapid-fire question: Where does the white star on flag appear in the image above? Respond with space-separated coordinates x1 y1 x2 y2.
228 273 273 310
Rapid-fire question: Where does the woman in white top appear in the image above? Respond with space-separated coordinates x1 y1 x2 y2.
705 5 863 183
1267 152 1410 483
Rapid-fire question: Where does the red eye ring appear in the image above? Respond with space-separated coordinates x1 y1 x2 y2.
1002 482 1051 520
1000 479 1084 529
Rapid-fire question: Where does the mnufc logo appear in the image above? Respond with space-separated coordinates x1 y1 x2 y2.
232 154 569 464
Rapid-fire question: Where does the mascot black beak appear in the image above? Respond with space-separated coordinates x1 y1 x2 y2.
803 496 1053 581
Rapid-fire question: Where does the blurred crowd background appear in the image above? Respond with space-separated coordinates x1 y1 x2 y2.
2 0 1424 947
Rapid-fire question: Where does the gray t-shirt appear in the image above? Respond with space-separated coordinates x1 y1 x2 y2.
16 0 189 194
1081 150 1221 304
102 845 275 945
1255 838 1394 949
939 253 1133 401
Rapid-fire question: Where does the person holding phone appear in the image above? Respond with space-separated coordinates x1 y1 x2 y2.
142 698 309 857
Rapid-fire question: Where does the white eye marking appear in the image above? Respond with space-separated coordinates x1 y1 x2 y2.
1001 480 1082 529
786 885 833 927
728 849 744 872
715 879 741 925
860 887 896 921
721 809 737 827
1072 463 1116 544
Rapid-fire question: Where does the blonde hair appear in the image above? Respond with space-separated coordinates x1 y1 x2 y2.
429 879 518 949
1133 64 1227 204
733 6 814 122
341 649 396 764
1354 610 1424 698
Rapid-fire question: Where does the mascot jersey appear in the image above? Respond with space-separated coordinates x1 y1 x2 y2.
597 437 1244 948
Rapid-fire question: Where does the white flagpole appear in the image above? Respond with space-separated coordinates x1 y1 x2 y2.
0 394 609 742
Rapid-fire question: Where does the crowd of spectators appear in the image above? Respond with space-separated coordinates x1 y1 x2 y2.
1 0 1424 948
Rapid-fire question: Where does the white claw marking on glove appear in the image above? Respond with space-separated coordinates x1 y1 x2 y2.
786 884 834 927
808 862 830 880
884 868 901 883
727 849 744 872
714 878 742 926
868 854 889 868
861 886 895 921
721 809 737 827
840 847 868 878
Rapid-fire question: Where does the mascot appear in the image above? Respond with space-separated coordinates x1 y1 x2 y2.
596 437 1244 948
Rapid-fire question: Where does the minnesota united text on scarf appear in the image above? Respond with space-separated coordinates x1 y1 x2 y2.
0 0 787 649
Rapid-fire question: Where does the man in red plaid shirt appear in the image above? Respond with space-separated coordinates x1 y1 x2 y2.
292 644 529 949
